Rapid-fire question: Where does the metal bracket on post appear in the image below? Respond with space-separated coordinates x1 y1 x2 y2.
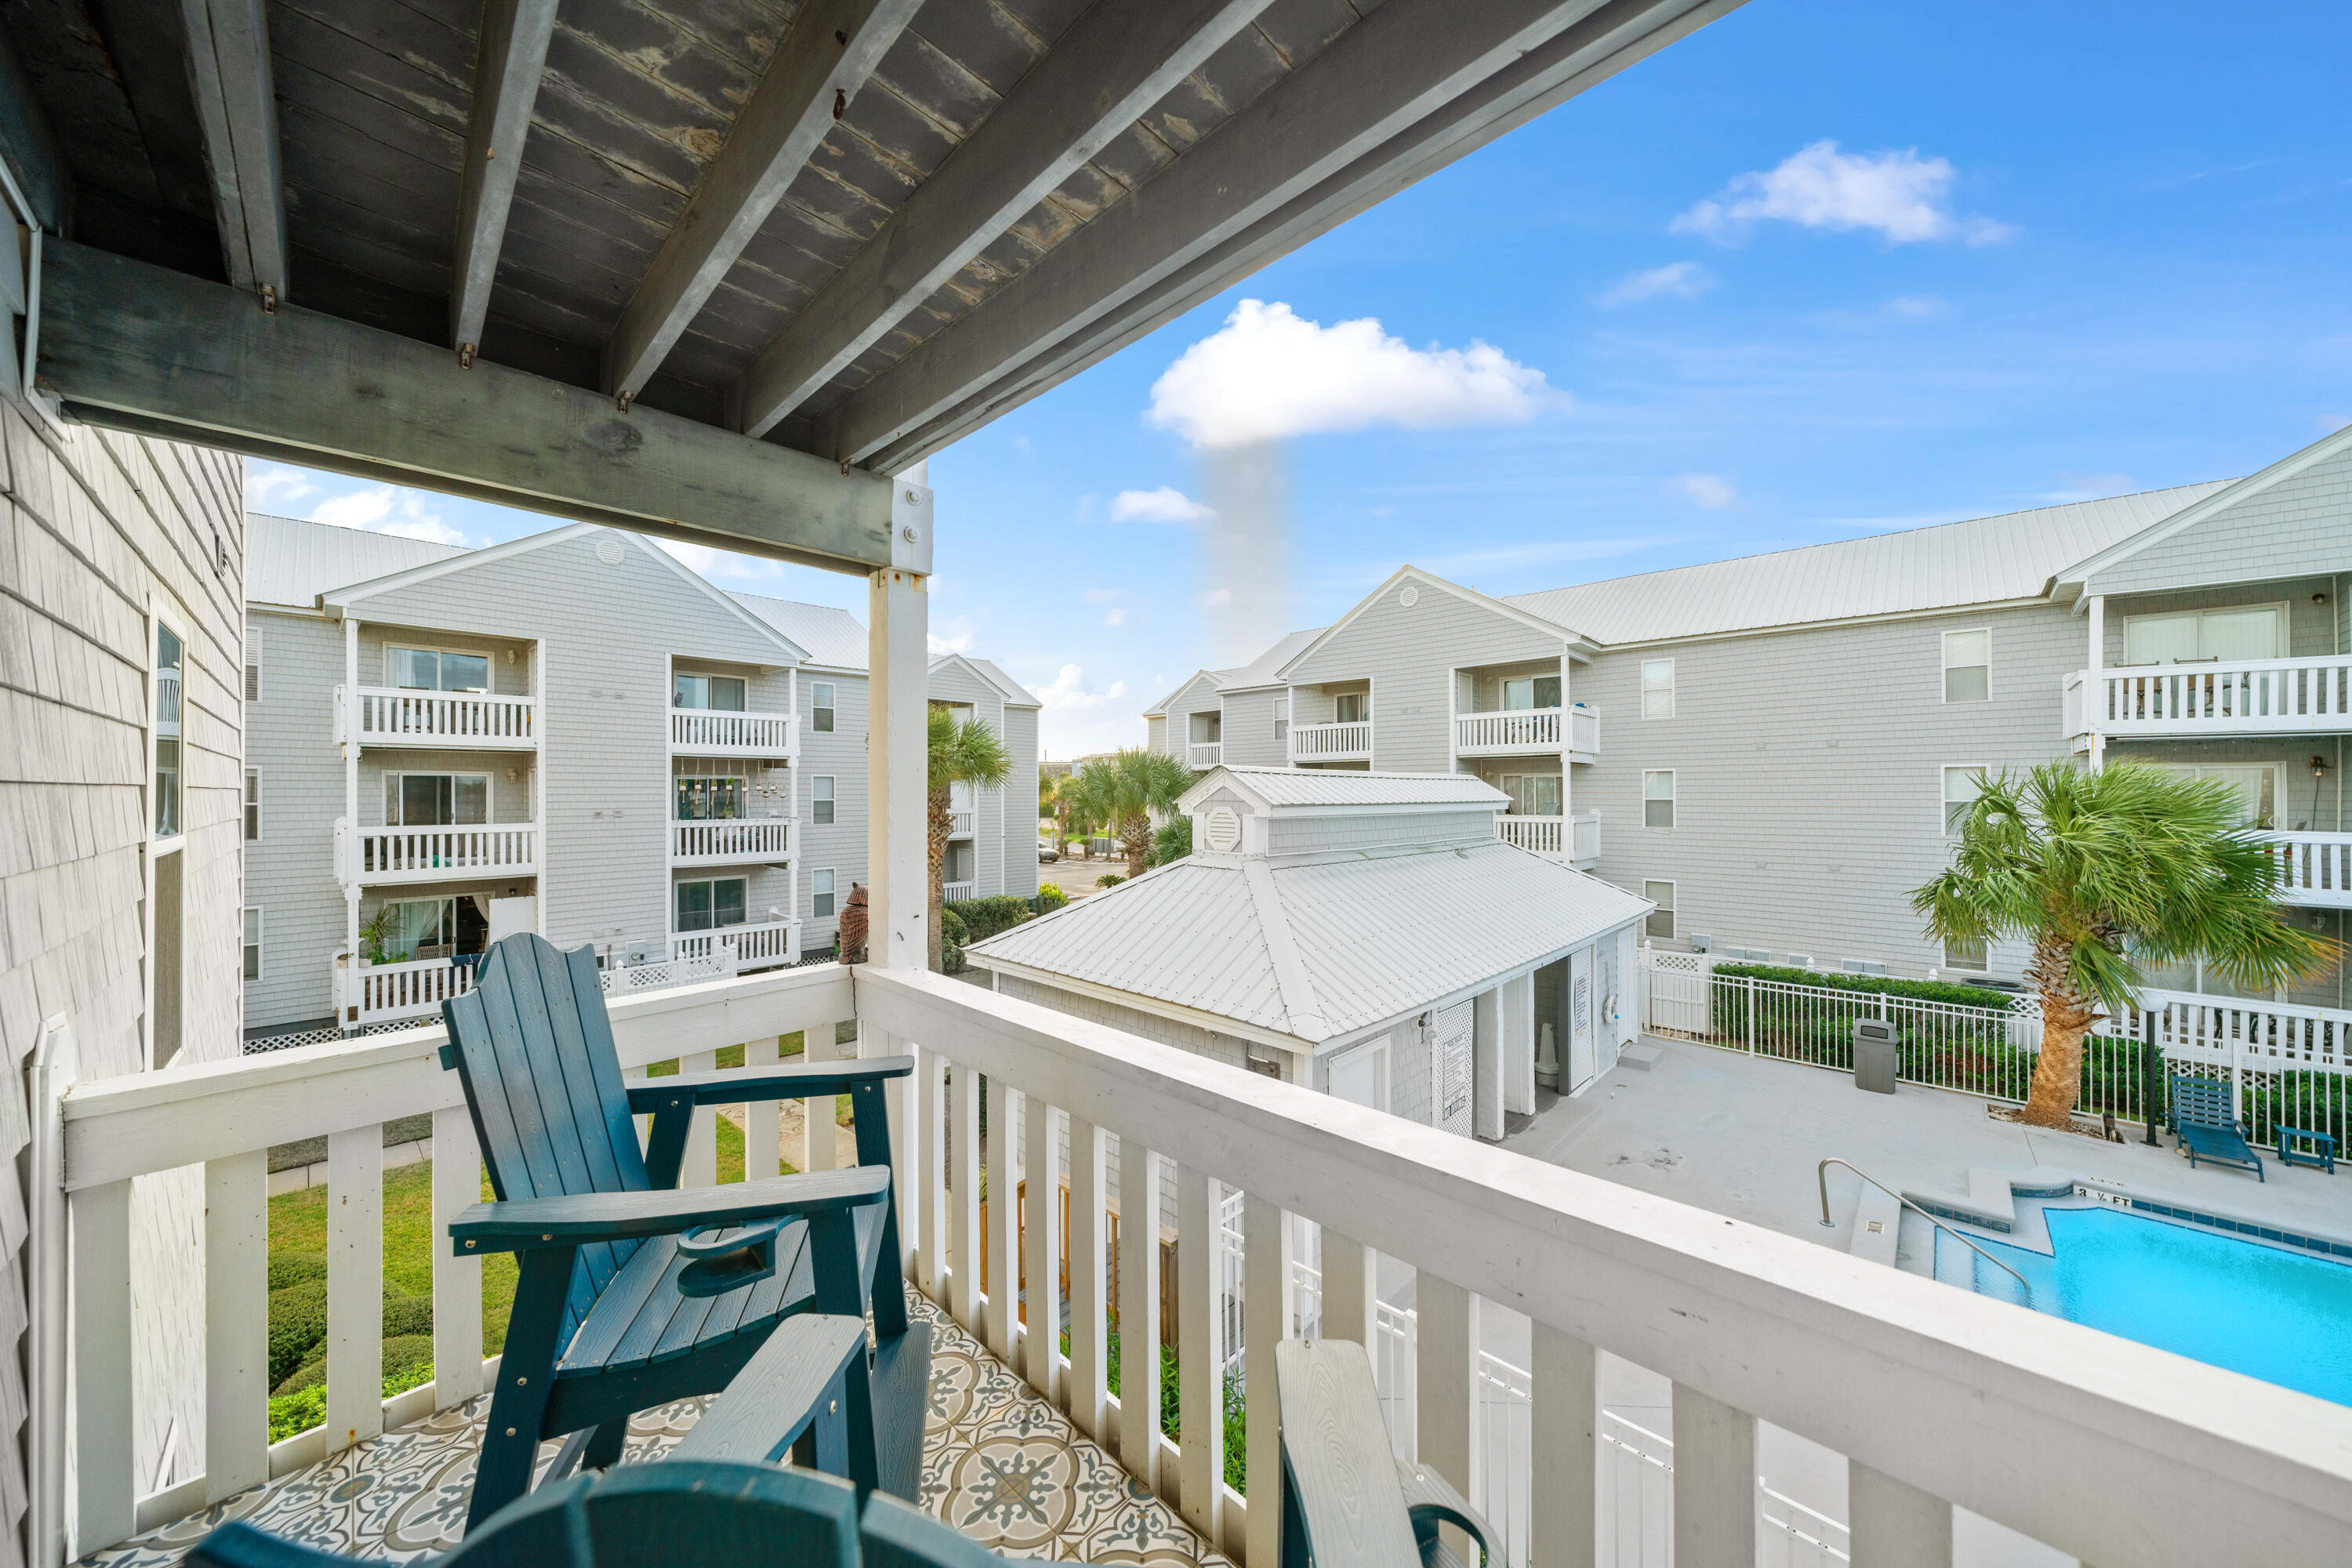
890 477 934 575
0 155 66 434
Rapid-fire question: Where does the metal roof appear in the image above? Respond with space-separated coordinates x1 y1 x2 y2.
245 514 466 609
1185 767 1508 812
949 655 1042 710
972 838 1649 1045
730 593 871 673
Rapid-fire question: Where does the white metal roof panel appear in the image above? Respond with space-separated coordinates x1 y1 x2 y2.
728 592 869 670
245 513 466 608
956 655 1040 709
1193 767 1508 811
1215 627 1325 690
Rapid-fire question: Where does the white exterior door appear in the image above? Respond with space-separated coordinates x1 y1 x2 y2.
486 896 537 943
1329 1041 1387 1112
1433 1002 1474 1136
1568 947 1596 1091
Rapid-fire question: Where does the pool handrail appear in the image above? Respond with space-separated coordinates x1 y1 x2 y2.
1817 1156 2034 1302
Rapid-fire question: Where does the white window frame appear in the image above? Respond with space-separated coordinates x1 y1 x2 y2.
1334 691 1368 724
1498 772 1563 818
1642 880 1675 941
1943 935 1988 973
384 641 495 693
243 906 263 982
673 671 748 711
811 681 836 732
812 775 836 826
152 612 186 845
673 875 750 933
383 771 492 826
245 767 263 843
2121 601 2290 666
1640 659 1675 720
811 868 837 919
244 622 262 704
1941 628 1991 704
1273 695 1289 742
1642 769 1675 830
1943 764 1986 835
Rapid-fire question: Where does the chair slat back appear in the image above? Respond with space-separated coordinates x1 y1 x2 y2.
445 933 652 1344
2172 1073 2235 1129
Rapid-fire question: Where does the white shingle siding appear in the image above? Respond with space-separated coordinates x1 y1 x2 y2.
2089 448 2352 598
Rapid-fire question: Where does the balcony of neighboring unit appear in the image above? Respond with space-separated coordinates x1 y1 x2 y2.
2256 831 2352 909
337 819 539 886
1497 809 1600 868
946 781 975 838
337 684 536 749
669 707 797 760
1290 720 1372 763
1454 703 1599 763
670 917 802 970
945 880 976 902
2067 655 2352 744
1189 742 1223 768
670 816 795 866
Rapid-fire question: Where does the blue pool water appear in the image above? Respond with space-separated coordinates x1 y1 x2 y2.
1948 1206 2352 1405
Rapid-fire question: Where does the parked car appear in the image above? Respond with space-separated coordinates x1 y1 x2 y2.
1038 846 1060 863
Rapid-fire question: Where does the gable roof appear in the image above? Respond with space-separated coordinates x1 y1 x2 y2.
729 592 869 670
2054 424 2352 593
1182 765 1507 813
1214 627 1325 691
1143 669 1220 717
1275 565 1594 681
934 652 1038 709
246 514 469 608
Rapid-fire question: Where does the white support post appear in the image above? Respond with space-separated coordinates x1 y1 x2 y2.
1472 985 1503 1141
1243 1191 1294 1568
1672 1381 1757 1568
949 1062 981 1332
1503 970 1536 1116
2086 593 2107 771
1116 1137 1162 1493
71 1179 135 1557
1531 1324 1598 1568
800 1026 838 1174
431 1106 485 1410
868 568 929 971
343 616 361 1000
1022 1094 1061 1400
744 1036 782 1180
1851 1461 1954 1567
681 1050 719 1187
916 1044 948 1301
325 1127 385 1453
1176 1167 1221 1544
1066 1114 1109 1439
983 1078 1019 1363
205 1151 270 1504
1559 640 1573 818
1417 1272 1480 1559
1319 1229 1373 1346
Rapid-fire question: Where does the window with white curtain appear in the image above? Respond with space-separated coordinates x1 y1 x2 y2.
812 775 835 826
1944 765 1985 833
1643 880 1675 940
1943 630 1990 703
243 907 263 981
1641 659 1675 720
1643 769 1675 829
2124 604 2286 665
812 869 837 918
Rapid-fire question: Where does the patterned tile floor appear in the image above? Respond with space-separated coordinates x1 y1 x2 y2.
89 1290 1227 1566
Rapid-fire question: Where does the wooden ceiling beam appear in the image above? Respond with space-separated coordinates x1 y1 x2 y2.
179 0 288 296
731 0 1279 441
601 0 921 402
38 241 927 575
450 0 561 358
824 0 1742 472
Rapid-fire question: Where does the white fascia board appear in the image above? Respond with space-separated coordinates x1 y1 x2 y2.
1143 668 1218 717
319 520 601 612
1273 564 1592 682
2056 424 2352 593
1306 911 1650 1056
967 957 1310 1054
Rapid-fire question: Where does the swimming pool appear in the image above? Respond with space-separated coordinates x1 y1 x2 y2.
1943 1205 2352 1406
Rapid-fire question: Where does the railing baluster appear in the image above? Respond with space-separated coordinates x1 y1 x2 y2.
1672 1381 1757 1566
325 1126 385 1452
983 1079 1019 1363
1417 1273 1481 1555
1022 1095 1061 1401
681 1051 719 1187
1243 1191 1294 1566
801 1029 837 1173
1320 1229 1373 1345
1177 1167 1221 1541
916 1046 947 1301
71 1178 135 1556
873 1029 911 1276
950 1062 982 1332
1849 1462 1952 1566
744 1036 782 1180
1066 1115 1108 1439
431 1106 485 1409
1116 1137 1163 1492
205 1151 270 1502
1532 1324 1599 1568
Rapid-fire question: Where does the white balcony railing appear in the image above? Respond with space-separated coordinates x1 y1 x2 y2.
670 817 794 866
947 810 975 838
944 880 975 903
1494 810 1600 864
2081 655 2352 738
339 820 539 885
336 953 475 1028
35 964 2352 1564
1189 742 1222 769
2254 831 2352 909
670 918 801 968
1290 719 1371 761
1453 704 1600 761
669 708 797 758
339 684 535 749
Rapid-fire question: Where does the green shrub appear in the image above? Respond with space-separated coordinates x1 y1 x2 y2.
267 1385 325 1443
382 1288 434 1341
1711 963 2015 1011
1096 873 1124 888
941 906 969 946
946 895 1033 942
1032 884 1069 912
268 1279 327 1390
269 1253 327 1291
1149 816 1191 868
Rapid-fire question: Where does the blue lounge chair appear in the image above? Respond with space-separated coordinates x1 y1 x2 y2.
440 933 928 1529
2169 1072 2263 1181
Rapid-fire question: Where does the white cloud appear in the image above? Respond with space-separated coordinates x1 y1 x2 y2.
1199 587 1233 609
245 465 317 511
310 485 476 546
1674 474 1737 509
1083 587 1124 604
1599 261 1715 307
1110 486 1214 524
1147 299 1552 449
1102 608 1128 628
1671 141 2013 246
1026 664 1138 757
927 615 977 659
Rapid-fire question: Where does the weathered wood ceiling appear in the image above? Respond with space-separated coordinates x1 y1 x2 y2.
5 0 1740 496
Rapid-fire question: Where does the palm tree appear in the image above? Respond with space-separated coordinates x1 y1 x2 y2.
1058 764 1109 858
1914 760 2336 1128
928 707 1011 971
1079 749 1195 881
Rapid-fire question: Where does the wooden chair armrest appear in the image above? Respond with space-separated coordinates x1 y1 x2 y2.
667 1313 869 1466
626 1055 913 1111
448 1167 887 1253
1396 1459 1505 1568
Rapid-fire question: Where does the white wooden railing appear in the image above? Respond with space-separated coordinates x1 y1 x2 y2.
2083 655 2352 737
944 880 975 903
669 709 797 757
340 685 535 748
2254 830 2352 909
670 817 794 866
670 918 801 968
1459 707 1563 753
339 820 539 884
44 964 2352 1566
1290 720 1371 761
947 810 975 837
337 954 475 1028
1494 810 1600 862
1189 742 1222 769
2062 670 2088 749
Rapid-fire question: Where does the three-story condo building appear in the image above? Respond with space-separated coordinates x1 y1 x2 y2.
244 515 1037 1040
1150 425 2352 1003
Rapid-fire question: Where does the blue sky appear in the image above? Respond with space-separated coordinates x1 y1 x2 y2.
248 2 2352 757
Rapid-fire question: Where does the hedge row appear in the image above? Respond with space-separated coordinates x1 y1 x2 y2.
1710 963 2017 1012
946 895 1035 942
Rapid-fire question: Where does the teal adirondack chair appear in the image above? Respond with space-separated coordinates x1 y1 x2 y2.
438 934 929 1529
186 1462 1027 1567
1276 1338 1501 1567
